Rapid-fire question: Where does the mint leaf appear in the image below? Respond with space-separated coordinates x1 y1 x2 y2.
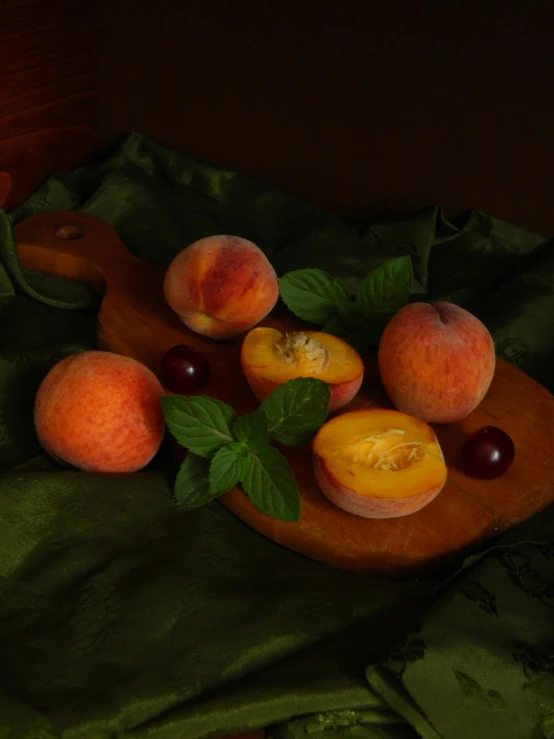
209 443 247 495
241 446 300 522
160 395 236 458
261 377 330 446
356 256 413 321
279 268 349 324
174 452 217 508
233 411 269 454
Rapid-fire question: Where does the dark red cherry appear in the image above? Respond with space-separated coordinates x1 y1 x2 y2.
161 344 211 394
461 426 515 479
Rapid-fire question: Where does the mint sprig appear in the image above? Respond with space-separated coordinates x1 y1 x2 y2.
159 395 235 457
356 256 413 317
260 377 330 447
241 445 300 522
278 256 413 353
209 443 247 496
233 411 268 453
162 377 330 522
174 453 214 507
278 268 350 324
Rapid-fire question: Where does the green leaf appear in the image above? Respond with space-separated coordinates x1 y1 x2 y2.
209 443 247 495
160 395 236 458
174 452 217 508
278 268 350 324
233 411 269 454
356 256 413 320
241 446 300 522
260 377 330 447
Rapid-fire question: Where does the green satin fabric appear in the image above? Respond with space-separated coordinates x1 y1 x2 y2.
1 132 553 739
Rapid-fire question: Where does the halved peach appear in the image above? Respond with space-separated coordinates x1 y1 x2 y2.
240 327 364 412
312 408 447 518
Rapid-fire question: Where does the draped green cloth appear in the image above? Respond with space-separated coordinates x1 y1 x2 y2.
1 132 553 739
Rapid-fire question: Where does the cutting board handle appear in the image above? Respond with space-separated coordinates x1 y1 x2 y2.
15 210 140 293
15 210 176 322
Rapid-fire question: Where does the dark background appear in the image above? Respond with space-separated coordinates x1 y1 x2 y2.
2 0 554 233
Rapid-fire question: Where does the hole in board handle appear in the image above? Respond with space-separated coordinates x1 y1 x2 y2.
55 224 83 240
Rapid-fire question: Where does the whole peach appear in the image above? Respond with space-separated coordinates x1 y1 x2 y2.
34 351 166 472
377 301 496 423
163 235 279 339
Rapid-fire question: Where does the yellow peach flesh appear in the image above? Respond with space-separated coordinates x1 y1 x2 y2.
241 328 364 412
314 409 445 499
245 328 364 385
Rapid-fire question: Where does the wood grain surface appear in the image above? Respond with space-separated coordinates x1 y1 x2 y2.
0 0 98 210
15 210 554 578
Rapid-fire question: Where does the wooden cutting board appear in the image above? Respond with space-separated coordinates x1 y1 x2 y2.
15 211 554 577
